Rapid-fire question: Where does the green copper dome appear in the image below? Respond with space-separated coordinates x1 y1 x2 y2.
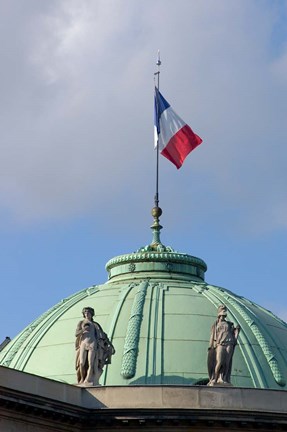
1 238 287 389
1 209 287 388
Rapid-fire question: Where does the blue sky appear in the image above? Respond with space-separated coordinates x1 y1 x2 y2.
0 0 287 341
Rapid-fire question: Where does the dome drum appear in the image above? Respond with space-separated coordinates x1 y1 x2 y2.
106 252 207 282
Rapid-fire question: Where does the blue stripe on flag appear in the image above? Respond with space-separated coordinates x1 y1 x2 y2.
155 87 170 116
154 87 170 136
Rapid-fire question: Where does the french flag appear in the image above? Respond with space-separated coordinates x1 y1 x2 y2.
154 87 202 169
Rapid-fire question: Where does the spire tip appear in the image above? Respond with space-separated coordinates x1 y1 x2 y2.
156 50 161 66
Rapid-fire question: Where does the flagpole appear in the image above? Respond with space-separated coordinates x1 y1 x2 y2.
150 51 163 248
154 50 161 208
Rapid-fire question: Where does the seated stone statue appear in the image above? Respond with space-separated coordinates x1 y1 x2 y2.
75 307 115 386
207 304 240 386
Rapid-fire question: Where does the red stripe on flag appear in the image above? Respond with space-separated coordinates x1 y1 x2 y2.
161 125 202 169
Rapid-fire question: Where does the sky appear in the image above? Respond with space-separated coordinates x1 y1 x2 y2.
0 0 287 342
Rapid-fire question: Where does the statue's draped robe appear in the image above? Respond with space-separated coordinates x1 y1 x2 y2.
75 320 115 384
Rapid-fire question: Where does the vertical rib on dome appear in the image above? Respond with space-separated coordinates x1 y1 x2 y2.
121 281 149 379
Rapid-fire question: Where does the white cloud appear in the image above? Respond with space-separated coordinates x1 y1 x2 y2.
0 0 286 235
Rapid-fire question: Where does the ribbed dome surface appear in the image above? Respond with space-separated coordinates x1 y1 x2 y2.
1 248 287 389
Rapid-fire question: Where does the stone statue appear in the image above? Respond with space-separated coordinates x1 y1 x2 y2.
207 305 240 386
75 307 115 386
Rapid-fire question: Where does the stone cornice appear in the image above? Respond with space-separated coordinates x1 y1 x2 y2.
1 382 287 430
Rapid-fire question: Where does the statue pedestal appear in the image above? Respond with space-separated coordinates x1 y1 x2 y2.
76 382 97 388
207 381 233 387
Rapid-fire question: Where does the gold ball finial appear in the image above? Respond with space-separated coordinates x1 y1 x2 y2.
151 206 162 218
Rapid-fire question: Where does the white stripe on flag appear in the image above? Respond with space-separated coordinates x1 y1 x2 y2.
157 106 186 151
